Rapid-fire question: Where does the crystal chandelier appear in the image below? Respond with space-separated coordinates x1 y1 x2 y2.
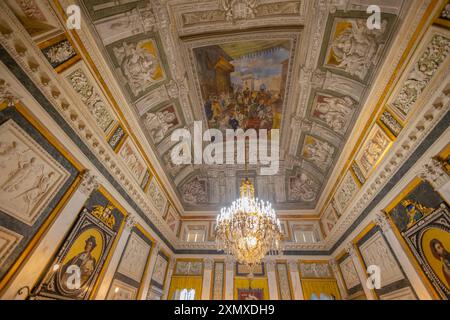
215 178 283 272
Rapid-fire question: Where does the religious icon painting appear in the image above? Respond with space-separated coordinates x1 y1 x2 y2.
36 190 125 300
402 206 450 299
386 178 449 299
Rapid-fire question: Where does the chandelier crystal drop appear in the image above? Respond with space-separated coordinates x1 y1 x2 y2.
215 178 283 270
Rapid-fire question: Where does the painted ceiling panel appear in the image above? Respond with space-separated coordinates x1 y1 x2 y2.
79 0 404 213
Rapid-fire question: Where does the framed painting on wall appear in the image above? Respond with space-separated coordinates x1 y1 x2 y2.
35 189 126 300
0 104 81 291
237 288 264 300
386 177 449 299
402 206 450 299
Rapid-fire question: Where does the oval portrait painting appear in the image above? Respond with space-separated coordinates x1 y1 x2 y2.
421 228 450 290
57 227 104 295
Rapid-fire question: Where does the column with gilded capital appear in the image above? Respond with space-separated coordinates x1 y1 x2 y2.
96 214 137 300
265 259 279 300
162 258 176 300
224 257 235 300
201 258 214 300
7 171 98 300
139 243 161 300
329 259 347 300
345 243 376 300
287 260 304 300
374 212 433 300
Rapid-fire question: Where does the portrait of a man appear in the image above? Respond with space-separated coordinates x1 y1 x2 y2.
60 235 98 292
430 239 450 288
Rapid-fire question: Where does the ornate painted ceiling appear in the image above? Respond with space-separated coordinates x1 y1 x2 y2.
77 0 408 213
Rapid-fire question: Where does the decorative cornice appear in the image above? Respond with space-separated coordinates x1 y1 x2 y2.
125 214 137 231
420 157 449 190
374 211 392 233
203 257 214 270
78 170 99 195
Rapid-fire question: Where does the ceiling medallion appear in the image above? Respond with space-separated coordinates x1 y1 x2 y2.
215 178 283 275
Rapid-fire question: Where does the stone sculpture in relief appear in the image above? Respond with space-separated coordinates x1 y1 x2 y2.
0 226 23 269
212 262 224 300
118 139 146 183
152 254 168 286
147 179 167 214
42 40 77 67
328 19 388 80
289 173 317 202
335 171 358 212
301 135 335 172
144 108 177 144
311 94 355 135
117 232 150 282
181 178 208 204
340 257 360 289
358 126 390 176
277 263 291 300
221 0 258 22
113 40 164 96
0 120 67 225
300 262 332 278
66 68 115 132
392 34 450 116
360 232 404 287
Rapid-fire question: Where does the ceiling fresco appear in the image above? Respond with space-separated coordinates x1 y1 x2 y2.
193 40 290 131
79 0 406 213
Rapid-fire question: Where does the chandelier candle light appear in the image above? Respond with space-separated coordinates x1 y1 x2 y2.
215 178 283 279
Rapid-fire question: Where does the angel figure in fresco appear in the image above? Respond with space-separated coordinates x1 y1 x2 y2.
430 239 450 287
61 236 97 290
144 110 177 143
113 41 160 95
331 19 387 79
1 157 37 192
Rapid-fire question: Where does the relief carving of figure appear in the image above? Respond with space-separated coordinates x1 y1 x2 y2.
182 178 208 204
289 173 317 202
119 143 145 180
113 41 163 96
1 157 37 192
360 130 390 173
148 181 166 212
302 137 334 171
144 110 177 143
67 69 114 132
15 170 55 215
330 19 388 80
313 96 355 134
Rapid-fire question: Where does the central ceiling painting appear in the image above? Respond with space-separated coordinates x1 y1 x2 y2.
193 40 290 131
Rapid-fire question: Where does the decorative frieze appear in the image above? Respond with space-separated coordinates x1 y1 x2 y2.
391 34 450 117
